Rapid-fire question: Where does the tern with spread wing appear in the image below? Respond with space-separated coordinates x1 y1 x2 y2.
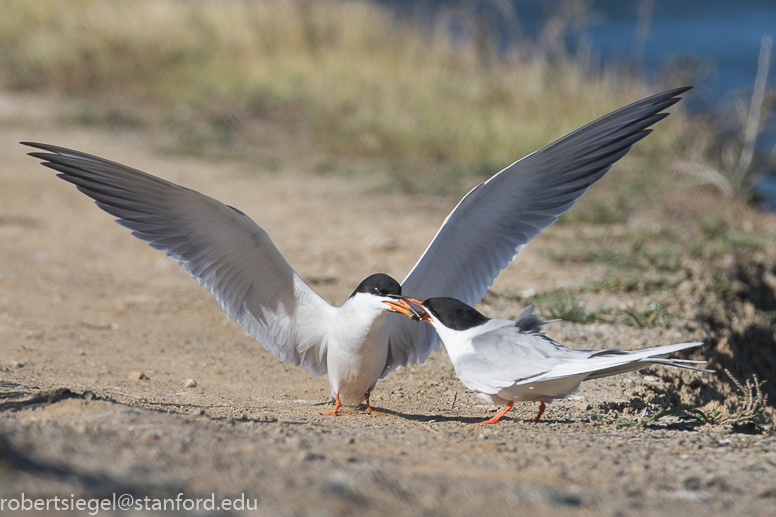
409 297 711 424
23 86 691 415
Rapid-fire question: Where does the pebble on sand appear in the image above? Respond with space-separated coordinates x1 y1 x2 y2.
185 378 197 388
128 371 149 380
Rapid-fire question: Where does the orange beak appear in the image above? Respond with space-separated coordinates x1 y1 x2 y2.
403 298 432 322
383 298 423 321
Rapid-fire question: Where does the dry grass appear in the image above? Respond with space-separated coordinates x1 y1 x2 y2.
4 0 770 247
0 0 702 168
720 369 769 425
613 370 769 429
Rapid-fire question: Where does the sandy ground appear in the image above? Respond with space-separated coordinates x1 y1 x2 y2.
1 93 775 516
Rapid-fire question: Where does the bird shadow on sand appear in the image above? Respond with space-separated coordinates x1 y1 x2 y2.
0 386 83 412
0 381 284 426
375 407 576 426
379 408 716 430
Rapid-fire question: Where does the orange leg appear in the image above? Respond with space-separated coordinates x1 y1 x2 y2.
470 401 514 425
364 389 385 415
533 401 546 423
321 394 348 416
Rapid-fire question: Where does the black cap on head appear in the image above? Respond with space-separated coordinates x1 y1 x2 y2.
422 297 489 331
350 273 402 298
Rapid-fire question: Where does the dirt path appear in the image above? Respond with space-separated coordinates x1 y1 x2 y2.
1 95 774 515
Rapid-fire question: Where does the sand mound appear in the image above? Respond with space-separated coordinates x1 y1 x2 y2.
649 255 776 427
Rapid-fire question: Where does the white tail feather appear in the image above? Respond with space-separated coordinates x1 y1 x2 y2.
535 342 711 383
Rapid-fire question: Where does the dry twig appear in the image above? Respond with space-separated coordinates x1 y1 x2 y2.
719 369 768 425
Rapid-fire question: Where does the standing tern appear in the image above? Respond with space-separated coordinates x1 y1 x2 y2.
409 297 712 424
22 86 690 415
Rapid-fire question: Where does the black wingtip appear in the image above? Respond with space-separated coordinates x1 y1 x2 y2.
21 141 62 159
635 86 692 111
659 86 693 98
27 152 54 161
21 141 47 151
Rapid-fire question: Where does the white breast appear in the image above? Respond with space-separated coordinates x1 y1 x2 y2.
325 294 390 406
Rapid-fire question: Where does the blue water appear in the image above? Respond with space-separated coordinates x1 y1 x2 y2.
537 0 775 115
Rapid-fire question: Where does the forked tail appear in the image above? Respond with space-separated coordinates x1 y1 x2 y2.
546 342 713 382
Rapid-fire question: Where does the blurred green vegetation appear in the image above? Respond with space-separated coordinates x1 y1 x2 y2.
489 287 675 328
547 219 776 273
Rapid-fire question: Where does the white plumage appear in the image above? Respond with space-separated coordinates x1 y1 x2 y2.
413 298 712 424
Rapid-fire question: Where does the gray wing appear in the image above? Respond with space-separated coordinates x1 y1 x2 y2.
382 86 692 375
456 326 568 394
24 142 336 376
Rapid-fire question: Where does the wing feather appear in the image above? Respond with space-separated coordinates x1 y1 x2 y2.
24 142 335 376
383 87 692 375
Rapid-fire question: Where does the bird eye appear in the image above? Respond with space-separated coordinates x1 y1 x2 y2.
373 287 381 295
